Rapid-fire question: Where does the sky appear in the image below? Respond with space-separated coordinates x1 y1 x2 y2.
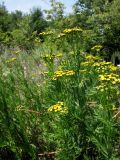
2 0 76 14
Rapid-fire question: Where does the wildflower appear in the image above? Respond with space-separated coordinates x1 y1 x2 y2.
52 70 75 80
100 88 104 92
96 84 106 90
99 75 106 81
81 62 89 66
48 101 67 113
112 81 117 85
6 57 17 63
16 105 24 111
93 62 101 67
85 55 100 61
58 101 64 105
39 31 53 36
57 33 66 38
109 65 117 71
65 70 75 76
112 105 117 111
105 62 112 65
63 28 83 34
56 53 62 57
91 45 103 51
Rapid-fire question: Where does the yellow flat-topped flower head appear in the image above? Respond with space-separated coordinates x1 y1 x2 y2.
48 101 68 113
63 28 83 34
52 70 75 80
91 45 103 51
39 31 53 36
109 65 117 71
99 75 106 81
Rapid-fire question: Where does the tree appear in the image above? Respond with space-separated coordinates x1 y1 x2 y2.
0 2 11 32
10 10 23 29
44 0 65 21
44 0 66 29
73 0 120 60
29 8 47 34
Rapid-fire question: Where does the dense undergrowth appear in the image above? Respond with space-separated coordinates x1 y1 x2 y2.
0 28 120 160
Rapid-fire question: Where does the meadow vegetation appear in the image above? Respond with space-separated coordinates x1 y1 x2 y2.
0 0 120 160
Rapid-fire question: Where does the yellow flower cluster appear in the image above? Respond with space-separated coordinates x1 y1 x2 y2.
63 28 83 33
80 54 120 94
99 74 120 84
95 73 120 93
109 65 117 71
81 61 93 66
85 55 101 61
31 67 75 80
93 61 111 67
53 70 75 80
80 54 100 66
81 55 118 73
6 57 17 63
39 31 53 36
48 101 68 113
93 62 118 73
96 83 118 93
91 45 103 51
96 85 111 92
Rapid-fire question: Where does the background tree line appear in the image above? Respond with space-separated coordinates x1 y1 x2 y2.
0 0 120 58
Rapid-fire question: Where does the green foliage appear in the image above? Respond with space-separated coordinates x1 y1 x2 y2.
0 1 120 159
10 10 23 29
0 3 11 32
44 0 65 21
73 0 120 59
39 30 120 159
29 8 47 34
0 4 47 51
0 29 120 159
